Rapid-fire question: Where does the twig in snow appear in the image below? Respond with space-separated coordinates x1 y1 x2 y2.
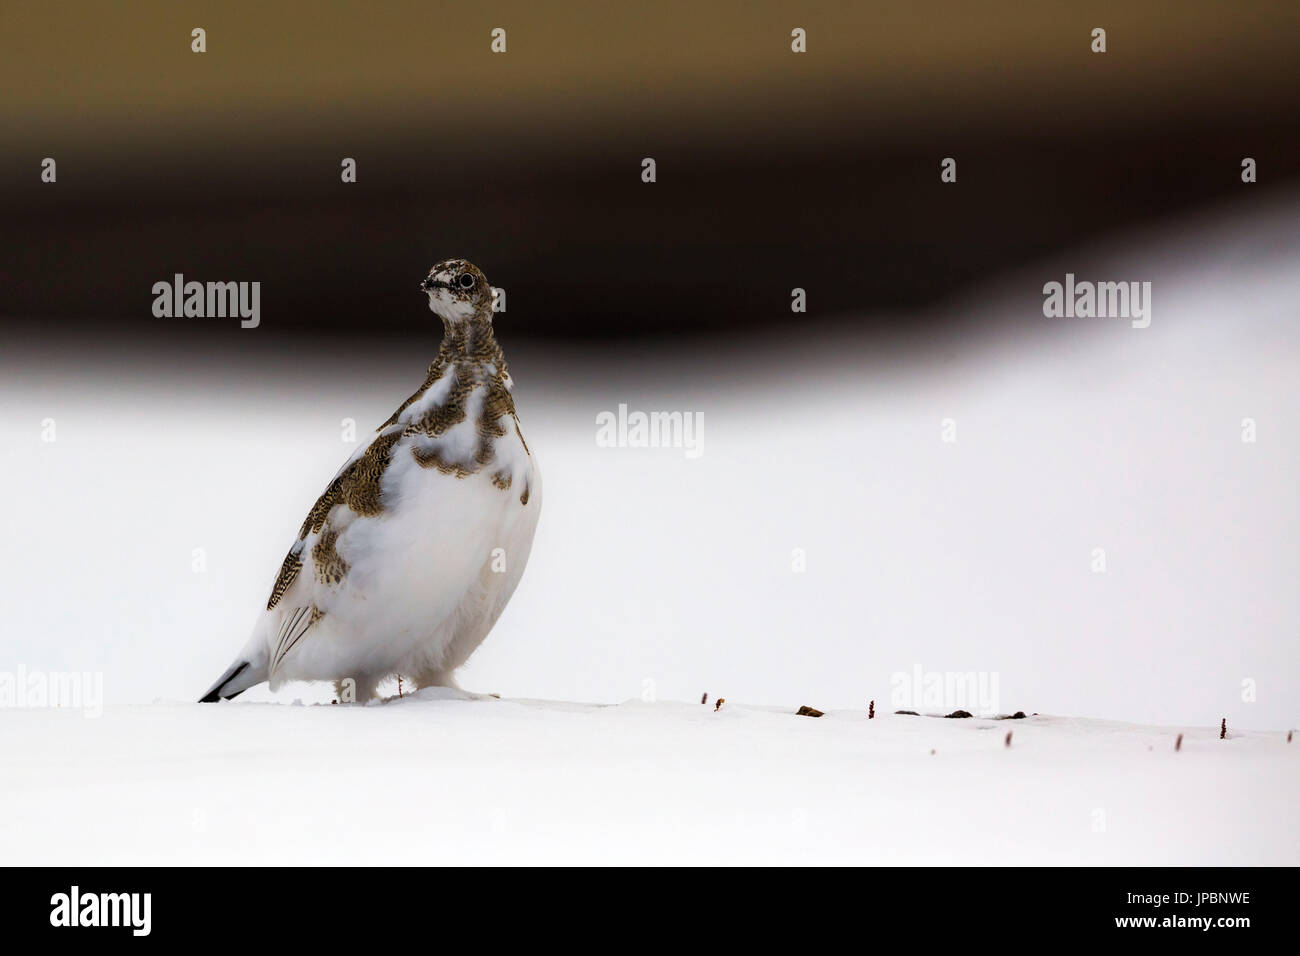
714 698 725 712
701 692 707 705
869 700 875 719
1220 718 1227 740
1004 731 1013 748
1175 733 1183 752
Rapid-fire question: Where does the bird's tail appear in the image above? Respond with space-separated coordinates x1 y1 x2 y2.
198 658 268 703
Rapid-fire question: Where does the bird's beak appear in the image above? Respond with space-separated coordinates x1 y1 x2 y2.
419 276 435 292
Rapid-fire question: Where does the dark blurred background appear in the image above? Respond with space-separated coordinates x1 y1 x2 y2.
2 0 1298 345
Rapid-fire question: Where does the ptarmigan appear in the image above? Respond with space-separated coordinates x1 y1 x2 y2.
199 259 541 703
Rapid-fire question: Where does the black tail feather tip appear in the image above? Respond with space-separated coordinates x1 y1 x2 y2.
198 661 249 703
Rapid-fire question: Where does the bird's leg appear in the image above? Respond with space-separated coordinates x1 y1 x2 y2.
409 670 497 699
410 669 461 692
332 674 380 704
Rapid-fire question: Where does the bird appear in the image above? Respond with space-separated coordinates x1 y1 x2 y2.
199 259 541 704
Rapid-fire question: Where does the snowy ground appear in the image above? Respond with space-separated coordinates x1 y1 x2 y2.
1 694 1295 866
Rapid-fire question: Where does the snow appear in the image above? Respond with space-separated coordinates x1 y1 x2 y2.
1 695 1294 865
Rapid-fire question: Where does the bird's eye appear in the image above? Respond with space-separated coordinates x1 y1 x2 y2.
458 274 475 289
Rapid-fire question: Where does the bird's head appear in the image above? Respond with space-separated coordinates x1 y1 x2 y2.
419 259 492 324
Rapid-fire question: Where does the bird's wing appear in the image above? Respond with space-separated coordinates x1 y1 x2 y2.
268 603 323 676
258 361 482 674
264 422 404 615
258 358 447 671
259 418 413 678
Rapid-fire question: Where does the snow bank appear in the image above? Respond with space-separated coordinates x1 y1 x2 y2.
1 695 1294 865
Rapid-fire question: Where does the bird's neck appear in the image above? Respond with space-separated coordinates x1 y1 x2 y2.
438 314 499 362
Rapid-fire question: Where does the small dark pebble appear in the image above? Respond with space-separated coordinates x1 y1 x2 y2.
895 710 919 716
944 709 973 719
796 705 824 717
